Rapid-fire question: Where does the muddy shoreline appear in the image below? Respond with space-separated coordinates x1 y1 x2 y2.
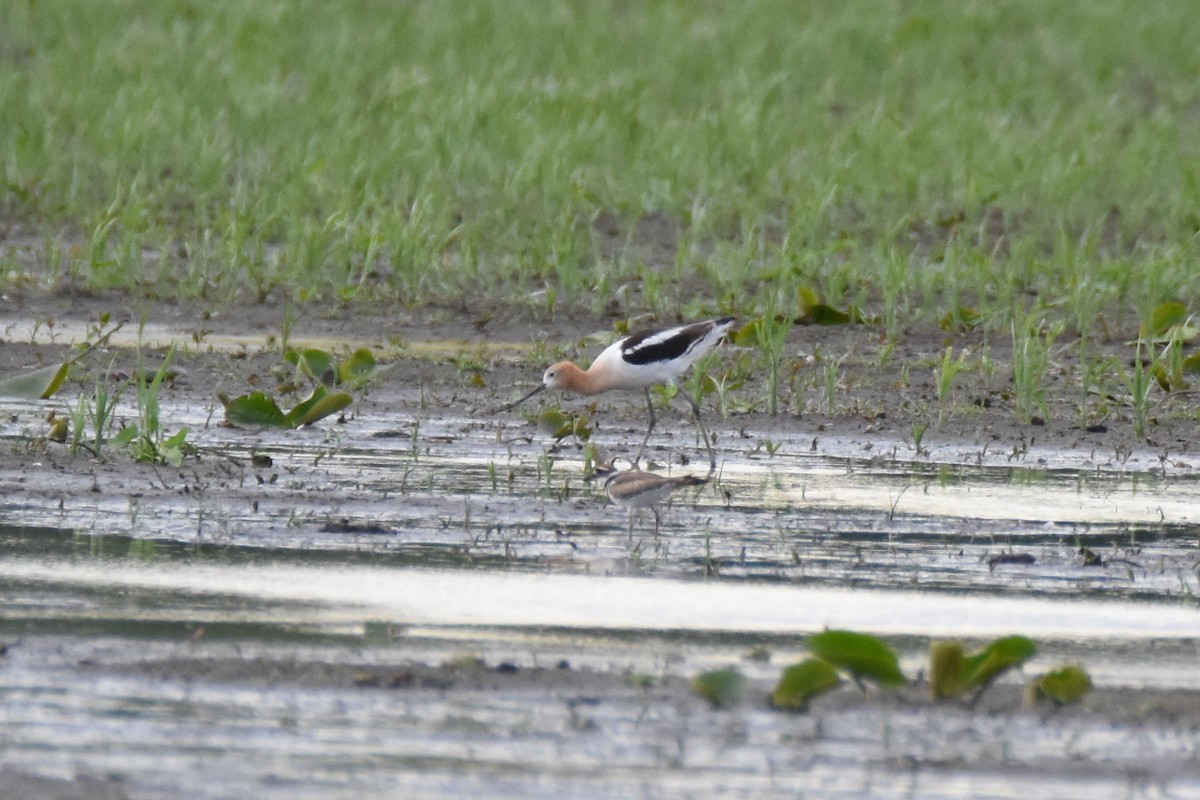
3 295 1200 799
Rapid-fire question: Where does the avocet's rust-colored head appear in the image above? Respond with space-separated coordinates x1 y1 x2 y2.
542 361 572 389
499 360 587 412
542 361 590 393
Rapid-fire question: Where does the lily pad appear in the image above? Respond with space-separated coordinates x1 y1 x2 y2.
223 391 288 428
338 347 377 387
287 347 334 383
284 386 352 427
691 668 747 708
807 630 906 688
771 658 841 710
224 385 351 428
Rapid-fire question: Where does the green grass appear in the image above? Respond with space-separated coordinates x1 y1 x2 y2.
3 0 1199 330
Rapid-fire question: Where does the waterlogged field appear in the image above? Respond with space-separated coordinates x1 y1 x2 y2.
3 1 1200 798
2 316 1200 799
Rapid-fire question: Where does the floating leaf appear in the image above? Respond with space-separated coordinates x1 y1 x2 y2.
961 635 1036 691
771 659 841 710
807 630 906 688
338 347 377 386
224 391 288 428
0 362 71 399
691 668 747 708
929 640 967 700
288 347 333 382
285 386 352 427
1025 664 1092 707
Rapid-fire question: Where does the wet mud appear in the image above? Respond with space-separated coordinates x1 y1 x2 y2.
2 299 1199 798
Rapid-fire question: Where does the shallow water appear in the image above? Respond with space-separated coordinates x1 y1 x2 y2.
3 350 1200 798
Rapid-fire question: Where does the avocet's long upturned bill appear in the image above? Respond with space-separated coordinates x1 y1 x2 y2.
504 317 736 470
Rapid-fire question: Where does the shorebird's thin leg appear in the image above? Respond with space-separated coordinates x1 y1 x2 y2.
632 388 657 468
652 508 661 536
678 388 716 475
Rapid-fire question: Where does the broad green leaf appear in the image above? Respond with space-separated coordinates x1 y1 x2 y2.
571 415 592 442
162 428 191 467
112 426 139 446
691 668 747 708
338 347 377 386
537 408 572 437
163 428 189 449
731 318 762 347
1025 664 1092 707
0 362 71 399
1181 353 1200 376
286 387 352 427
288 347 333 382
771 659 841 710
796 286 855 325
800 303 852 325
961 635 1036 691
224 391 288 428
928 640 967 700
807 630 906 688
1149 301 1188 338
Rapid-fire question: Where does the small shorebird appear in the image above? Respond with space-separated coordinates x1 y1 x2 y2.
599 467 708 536
503 317 735 471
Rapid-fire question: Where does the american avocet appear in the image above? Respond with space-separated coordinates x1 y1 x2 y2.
600 467 708 536
503 317 736 471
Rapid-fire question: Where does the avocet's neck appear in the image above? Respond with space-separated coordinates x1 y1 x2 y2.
543 361 607 395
